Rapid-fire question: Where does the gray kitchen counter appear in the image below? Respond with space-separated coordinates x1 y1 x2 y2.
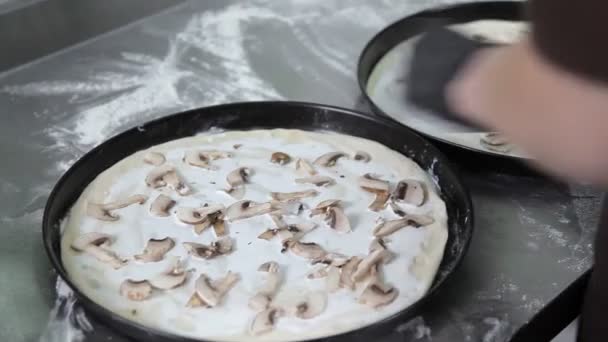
0 1 601 341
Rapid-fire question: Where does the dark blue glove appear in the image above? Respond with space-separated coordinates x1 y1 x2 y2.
407 27 495 129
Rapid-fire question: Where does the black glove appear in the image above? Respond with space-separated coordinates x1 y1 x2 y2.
407 27 495 128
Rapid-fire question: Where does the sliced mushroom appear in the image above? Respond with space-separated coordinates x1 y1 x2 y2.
389 202 407 217
145 165 191 195
369 191 390 212
249 261 281 311
71 233 126 269
325 207 351 233
326 265 341 292
149 194 175 217
295 175 335 187
340 256 362 290
291 291 327 319
307 265 329 279
176 204 225 225
225 200 273 221
359 282 398 308
311 252 349 267
271 214 287 229
149 263 188 290
373 215 434 237
481 132 512 153
183 237 233 259
143 151 166 166
271 190 318 201
354 151 371 163
70 232 111 252
85 245 127 269
392 180 426 206
183 150 213 169
271 152 291 165
358 174 391 211
191 272 239 308
270 200 305 216
134 237 175 262
369 238 388 254
295 158 317 176
314 152 348 167
184 150 232 169
289 241 326 260
86 195 148 221
352 249 392 282
258 223 316 242
310 199 341 217
212 217 227 237
250 308 283 336
358 174 390 193
120 280 153 301
225 167 251 199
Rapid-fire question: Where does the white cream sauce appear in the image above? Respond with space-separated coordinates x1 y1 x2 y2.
61 129 448 341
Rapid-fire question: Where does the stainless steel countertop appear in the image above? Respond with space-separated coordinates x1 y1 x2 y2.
0 1 601 341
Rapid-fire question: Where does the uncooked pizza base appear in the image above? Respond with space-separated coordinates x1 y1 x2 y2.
61 129 448 341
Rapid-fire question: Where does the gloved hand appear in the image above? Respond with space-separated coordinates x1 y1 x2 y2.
406 27 494 129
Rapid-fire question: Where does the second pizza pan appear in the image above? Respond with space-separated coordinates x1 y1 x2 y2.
42 101 473 342
358 1 528 159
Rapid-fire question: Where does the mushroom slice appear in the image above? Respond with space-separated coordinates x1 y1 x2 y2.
134 237 175 262
212 217 227 237
225 167 251 199
250 308 283 336
389 202 407 217
70 232 112 252
354 151 371 163
369 191 390 212
149 265 188 290
71 233 126 269
271 214 287 229
120 280 153 301
311 252 349 267
310 199 341 217
145 165 173 188
314 152 348 167
392 180 427 207
359 282 399 308
192 272 240 308
358 174 390 193
183 150 213 169
291 291 327 319
271 152 291 165
352 249 392 282
369 238 388 254
225 200 273 221
176 204 225 225
271 190 319 201
183 237 233 259
326 265 341 292
249 261 281 311
289 241 326 260
86 195 148 221
270 200 305 216
373 215 434 237
307 265 329 279
149 194 175 217
143 151 166 166
258 229 278 241
481 132 512 153
340 256 362 290
295 175 335 187
325 207 351 233
295 158 317 176
85 245 127 269
145 165 191 195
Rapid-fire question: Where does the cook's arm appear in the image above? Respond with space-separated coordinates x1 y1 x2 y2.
447 0 608 185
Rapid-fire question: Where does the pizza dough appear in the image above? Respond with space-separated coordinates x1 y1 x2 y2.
61 129 448 341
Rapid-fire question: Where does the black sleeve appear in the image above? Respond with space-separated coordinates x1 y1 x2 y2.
530 0 608 83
